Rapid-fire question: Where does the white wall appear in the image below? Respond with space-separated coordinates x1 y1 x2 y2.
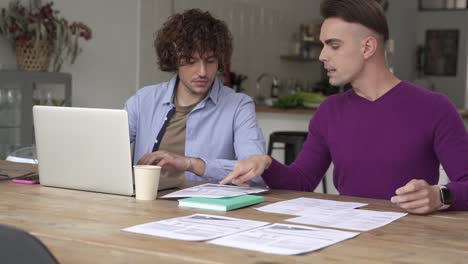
0 0 15 69
54 0 140 109
138 0 173 87
0 41 15 70
386 0 418 82
0 0 16 68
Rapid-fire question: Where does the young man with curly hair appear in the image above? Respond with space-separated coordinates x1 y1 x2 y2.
125 9 265 185
222 0 468 214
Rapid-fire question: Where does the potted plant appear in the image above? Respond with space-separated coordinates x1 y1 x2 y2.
0 0 92 72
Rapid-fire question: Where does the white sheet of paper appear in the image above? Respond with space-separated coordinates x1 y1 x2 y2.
286 209 407 231
122 214 270 241
255 197 367 216
208 223 359 255
161 183 268 198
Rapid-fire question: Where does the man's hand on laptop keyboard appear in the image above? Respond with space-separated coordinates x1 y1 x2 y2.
137 151 205 176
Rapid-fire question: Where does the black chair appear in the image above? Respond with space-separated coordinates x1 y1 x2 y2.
0 224 59 264
267 131 328 193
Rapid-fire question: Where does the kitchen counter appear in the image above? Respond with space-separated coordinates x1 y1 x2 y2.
256 105 468 119
255 105 317 115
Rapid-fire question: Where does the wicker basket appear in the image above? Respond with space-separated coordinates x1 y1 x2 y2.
16 41 51 71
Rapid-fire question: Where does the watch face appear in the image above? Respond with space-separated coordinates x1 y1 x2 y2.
441 187 452 205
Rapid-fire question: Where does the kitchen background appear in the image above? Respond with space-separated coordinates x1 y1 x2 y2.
1 0 467 109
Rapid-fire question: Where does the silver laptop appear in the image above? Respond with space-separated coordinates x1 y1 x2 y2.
33 106 180 195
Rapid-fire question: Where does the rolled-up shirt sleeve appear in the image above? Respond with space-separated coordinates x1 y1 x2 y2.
124 94 139 144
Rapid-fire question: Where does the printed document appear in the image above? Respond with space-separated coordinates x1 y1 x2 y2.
122 214 269 241
256 197 367 216
208 223 359 255
162 183 268 198
286 208 407 231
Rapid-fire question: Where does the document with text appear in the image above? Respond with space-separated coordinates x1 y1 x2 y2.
162 183 268 198
286 208 407 231
208 223 360 255
255 197 367 216
122 214 270 241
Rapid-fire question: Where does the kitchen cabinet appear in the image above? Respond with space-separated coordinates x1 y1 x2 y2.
280 28 322 61
279 55 319 62
0 71 71 158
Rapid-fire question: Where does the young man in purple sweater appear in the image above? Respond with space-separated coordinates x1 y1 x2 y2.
221 0 468 214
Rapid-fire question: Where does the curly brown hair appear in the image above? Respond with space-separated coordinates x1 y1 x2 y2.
155 9 233 72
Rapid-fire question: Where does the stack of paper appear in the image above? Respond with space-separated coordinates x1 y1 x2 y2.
208 223 359 255
286 208 407 231
122 214 360 255
122 214 269 241
256 197 367 215
162 183 268 198
0 160 38 179
255 197 407 231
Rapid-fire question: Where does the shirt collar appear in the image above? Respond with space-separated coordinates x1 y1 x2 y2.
162 75 222 106
206 77 221 105
162 76 178 105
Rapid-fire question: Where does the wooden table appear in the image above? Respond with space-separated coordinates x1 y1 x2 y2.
1 181 467 264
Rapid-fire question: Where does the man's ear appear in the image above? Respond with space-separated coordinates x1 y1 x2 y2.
361 36 378 59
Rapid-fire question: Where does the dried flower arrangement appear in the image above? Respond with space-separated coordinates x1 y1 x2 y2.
0 0 92 71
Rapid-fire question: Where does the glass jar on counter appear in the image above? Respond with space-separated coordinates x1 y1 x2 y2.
0 88 22 127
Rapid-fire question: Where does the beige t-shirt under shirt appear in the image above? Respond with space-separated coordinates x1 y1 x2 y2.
158 101 197 181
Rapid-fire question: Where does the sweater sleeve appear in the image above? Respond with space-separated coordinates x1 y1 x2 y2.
262 102 332 191
433 95 468 210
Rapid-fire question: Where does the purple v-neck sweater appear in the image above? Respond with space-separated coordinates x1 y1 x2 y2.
263 81 468 210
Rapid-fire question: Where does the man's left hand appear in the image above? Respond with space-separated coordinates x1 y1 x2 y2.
137 151 189 171
390 179 442 214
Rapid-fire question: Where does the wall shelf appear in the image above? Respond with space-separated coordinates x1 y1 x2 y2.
301 37 322 45
280 55 319 62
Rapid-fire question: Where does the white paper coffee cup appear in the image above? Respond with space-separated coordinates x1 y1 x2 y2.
133 165 161 200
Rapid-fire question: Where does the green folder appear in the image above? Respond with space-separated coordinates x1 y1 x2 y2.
178 195 265 211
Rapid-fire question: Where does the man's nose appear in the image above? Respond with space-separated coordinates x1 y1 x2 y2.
319 48 327 63
198 62 207 77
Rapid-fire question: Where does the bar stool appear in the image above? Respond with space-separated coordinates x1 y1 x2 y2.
0 224 59 264
267 131 328 193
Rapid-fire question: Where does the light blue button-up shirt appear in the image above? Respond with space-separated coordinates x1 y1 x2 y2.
124 76 265 184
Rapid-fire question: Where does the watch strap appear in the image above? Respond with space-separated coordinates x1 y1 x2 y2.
438 185 451 210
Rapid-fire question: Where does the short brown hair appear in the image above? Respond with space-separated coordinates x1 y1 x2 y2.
155 9 233 72
320 0 389 42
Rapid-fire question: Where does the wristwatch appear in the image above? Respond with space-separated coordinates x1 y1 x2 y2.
438 185 452 210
